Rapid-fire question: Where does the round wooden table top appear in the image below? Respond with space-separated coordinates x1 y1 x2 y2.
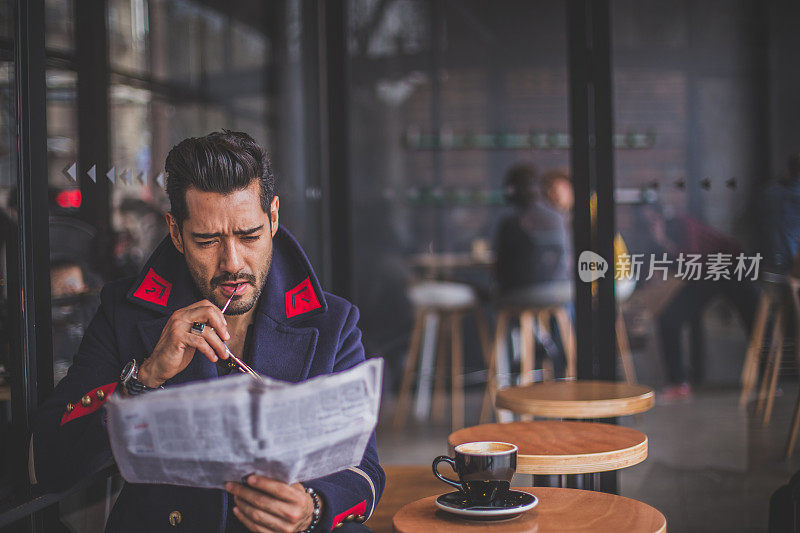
392 487 666 533
448 421 647 475
495 380 654 418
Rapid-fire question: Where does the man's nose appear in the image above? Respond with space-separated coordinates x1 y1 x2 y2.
219 239 246 273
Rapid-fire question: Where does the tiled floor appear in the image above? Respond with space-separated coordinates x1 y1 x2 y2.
376 308 800 532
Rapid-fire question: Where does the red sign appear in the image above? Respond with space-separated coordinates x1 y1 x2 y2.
133 268 173 307
285 277 321 319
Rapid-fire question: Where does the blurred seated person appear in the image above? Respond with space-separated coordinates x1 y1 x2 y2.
639 204 757 401
494 163 572 376
541 167 634 294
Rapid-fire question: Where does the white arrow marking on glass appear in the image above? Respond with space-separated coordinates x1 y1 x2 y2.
63 162 76 181
87 165 96 183
106 166 116 184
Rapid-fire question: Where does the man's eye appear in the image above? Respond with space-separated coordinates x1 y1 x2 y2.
242 236 259 242
198 241 215 247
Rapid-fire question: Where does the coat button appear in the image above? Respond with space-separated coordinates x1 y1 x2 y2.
65 403 74 413
80 395 92 407
95 389 105 400
168 510 182 526
333 524 342 530
356 515 365 522
346 514 355 521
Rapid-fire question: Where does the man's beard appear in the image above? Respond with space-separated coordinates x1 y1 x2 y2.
188 250 272 315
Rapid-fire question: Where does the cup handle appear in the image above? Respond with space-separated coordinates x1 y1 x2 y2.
432 456 462 491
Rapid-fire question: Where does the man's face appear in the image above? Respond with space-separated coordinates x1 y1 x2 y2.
546 178 574 212
167 180 279 315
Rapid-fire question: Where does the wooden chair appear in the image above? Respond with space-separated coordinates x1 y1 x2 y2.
784 276 800 457
480 282 577 424
393 281 491 431
740 273 788 413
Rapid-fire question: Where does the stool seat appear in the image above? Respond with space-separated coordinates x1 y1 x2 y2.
407 281 477 309
496 280 573 308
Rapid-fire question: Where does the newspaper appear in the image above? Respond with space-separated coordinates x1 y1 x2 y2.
105 358 383 489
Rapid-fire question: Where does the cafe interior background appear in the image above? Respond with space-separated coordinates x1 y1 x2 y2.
1 0 800 531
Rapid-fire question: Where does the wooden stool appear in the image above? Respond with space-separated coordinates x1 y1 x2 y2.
785 276 800 457
449 421 648 475
481 284 577 423
740 274 788 422
394 281 491 430
495 380 654 419
393 487 667 532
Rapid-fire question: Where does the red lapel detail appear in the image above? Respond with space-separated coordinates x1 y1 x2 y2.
285 277 321 319
60 382 118 426
332 500 367 530
133 268 173 307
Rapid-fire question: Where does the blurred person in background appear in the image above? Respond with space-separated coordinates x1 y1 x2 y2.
494 163 572 376
540 167 574 215
638 203 757 401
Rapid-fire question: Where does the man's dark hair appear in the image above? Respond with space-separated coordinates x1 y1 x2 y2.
503 163 539 208
165 130 275 227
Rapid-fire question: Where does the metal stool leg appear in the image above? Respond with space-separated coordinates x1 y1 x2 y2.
394 309 426 427
763 308 785 426
480 310 509 423
431 313 450 423
450 312 465 430
615 307 636 384
757 307 783 416
740 292 770 407
553 306 576 379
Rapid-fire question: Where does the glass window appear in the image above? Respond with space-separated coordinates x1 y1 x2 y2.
0 1 16 496
347 0 573 396
108 0 150 74
45 0 74 52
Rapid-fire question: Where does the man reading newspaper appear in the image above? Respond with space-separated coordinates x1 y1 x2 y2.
32 131 384 533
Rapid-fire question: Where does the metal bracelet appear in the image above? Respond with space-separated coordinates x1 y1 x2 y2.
299 486 321 533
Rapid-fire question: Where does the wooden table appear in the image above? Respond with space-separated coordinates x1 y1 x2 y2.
496 380 654 418
392 487 666 532
370 466 449 533
448 421 647 475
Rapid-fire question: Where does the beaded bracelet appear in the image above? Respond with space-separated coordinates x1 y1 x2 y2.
300 486 321 533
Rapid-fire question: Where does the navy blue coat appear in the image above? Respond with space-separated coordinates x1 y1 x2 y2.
32 226 384 532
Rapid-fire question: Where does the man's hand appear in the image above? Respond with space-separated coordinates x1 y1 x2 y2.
226 476 318 533
138 300 231 388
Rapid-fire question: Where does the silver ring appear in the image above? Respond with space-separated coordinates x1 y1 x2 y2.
190 322 205 335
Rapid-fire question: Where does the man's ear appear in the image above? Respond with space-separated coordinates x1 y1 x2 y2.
165 212 184 254
269 196 279 237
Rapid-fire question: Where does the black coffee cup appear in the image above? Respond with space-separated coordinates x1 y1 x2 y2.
432 441 517 506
